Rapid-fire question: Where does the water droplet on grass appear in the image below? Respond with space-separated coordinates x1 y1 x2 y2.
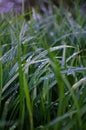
50 32 54 36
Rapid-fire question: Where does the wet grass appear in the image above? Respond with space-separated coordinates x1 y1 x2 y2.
0 3 86 130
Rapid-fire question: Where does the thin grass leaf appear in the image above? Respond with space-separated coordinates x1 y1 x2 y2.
23 74 34 130
42 110 76 130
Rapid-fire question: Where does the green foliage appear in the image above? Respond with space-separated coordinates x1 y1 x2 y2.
0 1 86 130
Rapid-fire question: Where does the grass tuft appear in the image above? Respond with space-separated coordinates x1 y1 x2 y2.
0 1 86 129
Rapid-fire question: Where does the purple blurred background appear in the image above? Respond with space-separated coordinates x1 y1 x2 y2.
0 0 25 13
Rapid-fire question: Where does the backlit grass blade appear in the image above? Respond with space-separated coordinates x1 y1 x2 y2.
23 74 34 130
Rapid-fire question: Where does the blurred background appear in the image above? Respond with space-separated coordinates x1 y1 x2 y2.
0 0 86 19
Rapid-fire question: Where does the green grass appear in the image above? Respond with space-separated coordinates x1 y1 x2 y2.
0 3 86 130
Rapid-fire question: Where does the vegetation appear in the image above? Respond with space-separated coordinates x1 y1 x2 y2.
0 1 86 130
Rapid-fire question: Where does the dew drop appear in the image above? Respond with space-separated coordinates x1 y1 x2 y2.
50 32 54 36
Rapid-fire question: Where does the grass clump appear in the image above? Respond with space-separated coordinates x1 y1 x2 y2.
0 2 86 130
